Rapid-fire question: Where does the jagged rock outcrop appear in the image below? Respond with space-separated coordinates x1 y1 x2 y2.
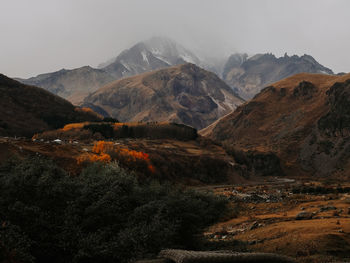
223 53 333 100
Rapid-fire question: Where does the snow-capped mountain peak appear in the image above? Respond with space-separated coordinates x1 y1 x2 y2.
100 36 201 78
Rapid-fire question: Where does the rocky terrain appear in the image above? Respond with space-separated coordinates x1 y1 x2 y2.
202 72 350 177
0 74 102 137
206 179 350 262
84 63 244 130
222 53 333 99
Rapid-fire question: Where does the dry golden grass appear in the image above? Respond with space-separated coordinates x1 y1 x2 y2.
208 189 350 262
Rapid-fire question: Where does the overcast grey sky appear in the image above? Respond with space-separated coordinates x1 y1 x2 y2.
1 0 350 78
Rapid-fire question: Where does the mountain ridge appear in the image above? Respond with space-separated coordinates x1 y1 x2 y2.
202 72 350 177
15 36 335 107
83 63 244 130
222 52 334 99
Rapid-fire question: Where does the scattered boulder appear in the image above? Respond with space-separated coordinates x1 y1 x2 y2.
292 81 317 99
319 206 337 212
250 221 259 230
295 211 313 220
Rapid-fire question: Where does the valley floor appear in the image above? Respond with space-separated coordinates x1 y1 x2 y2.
206 180 350 262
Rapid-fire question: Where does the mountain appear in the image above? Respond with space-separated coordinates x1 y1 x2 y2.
17 66 114 105
83 63 244 130
201 72 350 177
17 37 201 104
0 74 102 137
102 36 200 78
16 36 334 106
222 53 334 100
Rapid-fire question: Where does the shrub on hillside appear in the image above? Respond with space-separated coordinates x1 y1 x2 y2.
76 141 155 175
83 123 115 138
0 158 227 263
224 144 283 176
113 123 197 140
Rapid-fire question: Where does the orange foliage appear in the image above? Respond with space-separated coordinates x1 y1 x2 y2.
76 140 155 173
148 164 156 174
62 122 88 131
89 141 155 173
78 107 95 114
113 148 150 163
75 107 103 119
76 152 111 165
92 141 114 154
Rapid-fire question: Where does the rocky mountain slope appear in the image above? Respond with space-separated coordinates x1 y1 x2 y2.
201 73 350 177
223 53 334 100
16 66 114 105
0 74 102 137
84 63 244 130
18 37 200 104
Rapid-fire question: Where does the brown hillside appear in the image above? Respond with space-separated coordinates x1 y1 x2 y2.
202 73 350 177
0 74 102 137
84 63 244 130
0 136 247 185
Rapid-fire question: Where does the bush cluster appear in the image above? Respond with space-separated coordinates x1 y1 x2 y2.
0 158 227 263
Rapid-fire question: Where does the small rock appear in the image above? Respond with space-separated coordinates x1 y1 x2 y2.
248 240 258 245
296 211 313 220
250 221 259 230
333 210 340 217
300 207 305 210
319 206 337 212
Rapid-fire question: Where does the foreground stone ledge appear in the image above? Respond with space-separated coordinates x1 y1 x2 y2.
136 249 296 263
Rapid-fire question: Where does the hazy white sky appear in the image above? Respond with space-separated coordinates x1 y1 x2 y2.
1 0 350 78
